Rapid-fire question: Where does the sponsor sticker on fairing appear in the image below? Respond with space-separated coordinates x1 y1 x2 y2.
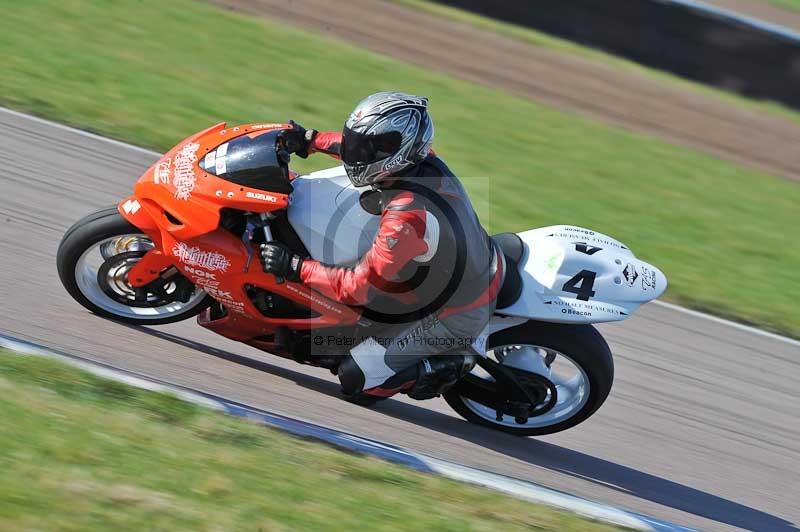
184 266 216 279
180 267 246 314
173 142 200 200
122 199 141 215
622 263 639 287
172 242 231 272
250 123 285 130
203 151 216 172
192 277 220 289
183 266 220 288
245 191 278 203
203 286 233 299
285 283 343 314
215 153 227 175
153 159 171 185
221 300 247 314
640 266 657 291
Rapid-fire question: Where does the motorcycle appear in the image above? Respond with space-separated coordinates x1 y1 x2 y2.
57 122 667 436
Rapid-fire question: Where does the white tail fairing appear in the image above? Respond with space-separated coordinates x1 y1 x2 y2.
497 226 667 323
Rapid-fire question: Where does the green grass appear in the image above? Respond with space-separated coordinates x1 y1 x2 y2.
0 351 623 531
394 0 800 125
1 0 798 337
768 0 800 13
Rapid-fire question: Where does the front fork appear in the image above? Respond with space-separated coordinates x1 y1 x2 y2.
117 196 173 288
126 249 176 288
241 213 278 279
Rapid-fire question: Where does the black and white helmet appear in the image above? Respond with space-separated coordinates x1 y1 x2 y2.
341 92 434 187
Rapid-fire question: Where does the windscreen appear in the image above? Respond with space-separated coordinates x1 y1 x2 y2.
200 130 293 194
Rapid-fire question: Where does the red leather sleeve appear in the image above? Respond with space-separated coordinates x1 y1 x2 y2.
309 131 342 160
299 191 429 306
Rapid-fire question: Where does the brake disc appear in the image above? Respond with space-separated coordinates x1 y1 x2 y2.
96 250 193 308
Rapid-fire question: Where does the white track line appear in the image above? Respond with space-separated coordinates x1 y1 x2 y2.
3 106 797 348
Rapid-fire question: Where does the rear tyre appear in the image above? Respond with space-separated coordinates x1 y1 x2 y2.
57 206 213 325
443 321 614 436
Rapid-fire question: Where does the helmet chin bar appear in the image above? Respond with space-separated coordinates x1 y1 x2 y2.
344 160 395 187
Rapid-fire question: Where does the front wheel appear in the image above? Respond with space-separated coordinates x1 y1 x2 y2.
57 206 213 325
443 321 614 436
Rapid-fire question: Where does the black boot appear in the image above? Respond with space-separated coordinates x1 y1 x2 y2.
407 353 476 400
338 355 417 406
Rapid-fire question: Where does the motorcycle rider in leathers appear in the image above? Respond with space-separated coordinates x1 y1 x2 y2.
261 92 503 401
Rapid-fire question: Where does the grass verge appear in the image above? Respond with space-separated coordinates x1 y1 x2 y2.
1 0 798 337
393 0 800 125
769 0 800 13
0 350 624 531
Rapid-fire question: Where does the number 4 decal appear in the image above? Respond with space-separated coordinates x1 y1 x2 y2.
562 270 597 301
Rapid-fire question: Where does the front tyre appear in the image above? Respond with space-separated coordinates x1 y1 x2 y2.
57 206 212 325
443 321 614 436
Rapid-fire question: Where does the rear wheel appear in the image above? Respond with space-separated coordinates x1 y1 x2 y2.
57 207 213 325
443 321 614 436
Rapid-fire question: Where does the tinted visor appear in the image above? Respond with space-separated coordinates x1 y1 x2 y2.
341 128 403 165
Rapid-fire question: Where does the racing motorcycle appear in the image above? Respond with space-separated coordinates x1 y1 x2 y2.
57 122 667 436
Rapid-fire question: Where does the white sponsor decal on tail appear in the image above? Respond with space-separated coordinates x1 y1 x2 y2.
122 199 141 214
172 242 231 272
173 142 201 200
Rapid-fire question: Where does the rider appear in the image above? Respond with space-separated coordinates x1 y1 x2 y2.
261 92 503 401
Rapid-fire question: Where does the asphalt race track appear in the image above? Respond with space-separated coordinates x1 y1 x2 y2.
1 108 798 531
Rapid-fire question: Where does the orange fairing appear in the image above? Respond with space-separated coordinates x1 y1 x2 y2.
114 121 362 338
130 122 292 240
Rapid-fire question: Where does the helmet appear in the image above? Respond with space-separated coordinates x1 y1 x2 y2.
341 92 434 187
